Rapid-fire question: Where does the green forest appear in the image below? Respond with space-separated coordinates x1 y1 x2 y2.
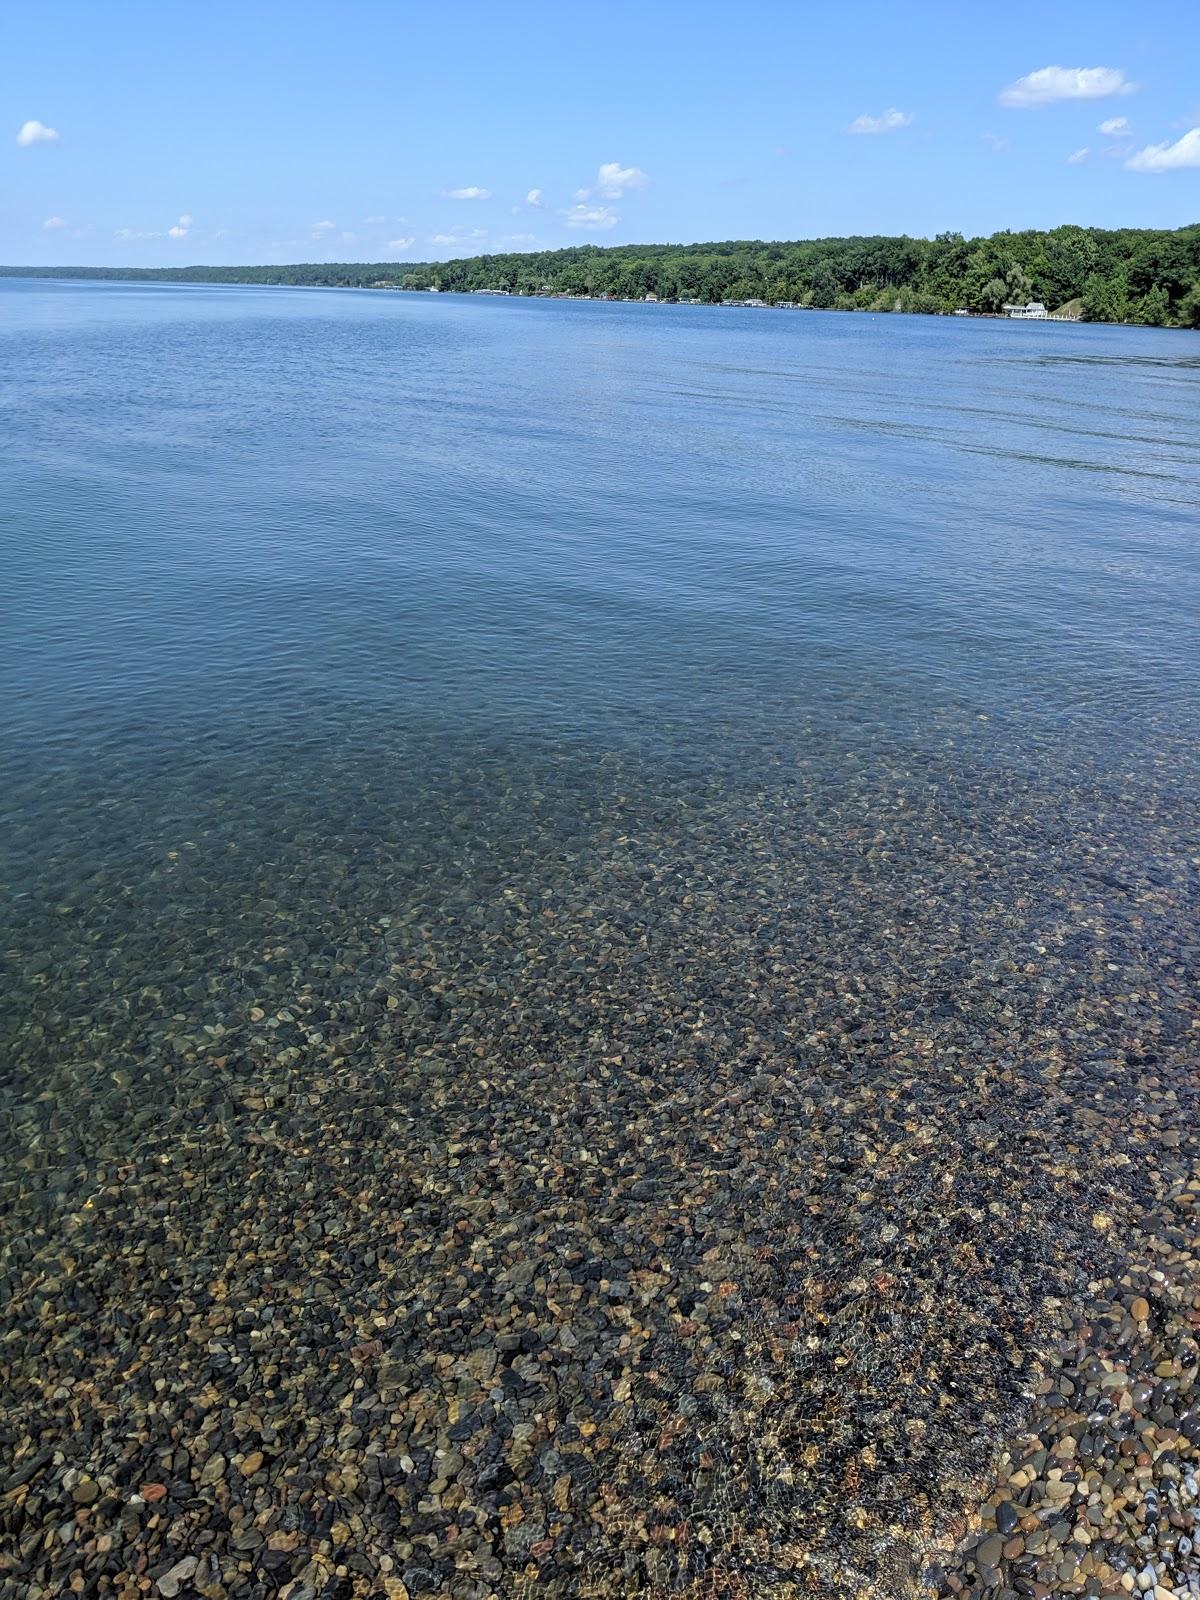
5 222 1200 325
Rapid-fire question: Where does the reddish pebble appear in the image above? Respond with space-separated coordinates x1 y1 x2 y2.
139 1483 167 1503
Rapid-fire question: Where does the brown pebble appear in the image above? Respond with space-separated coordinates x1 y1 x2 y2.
1131 1297 1150 1322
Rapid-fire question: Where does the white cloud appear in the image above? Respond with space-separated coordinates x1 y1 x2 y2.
427 226 487 249
313 219 336 232
16 119 60 147
981 132 1011 152
849 108 914 135
444 186 490 200
1125 127 1200 173
167 214 192 239
999 66 1135 108
564 204 618 231
1066 147 1090 164
387 237 415 252
1098 116 1131 135
525 188 543 207
42 215 67 230
595 161 650 198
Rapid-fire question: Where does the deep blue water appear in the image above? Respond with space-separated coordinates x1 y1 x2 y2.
5 278 1198 786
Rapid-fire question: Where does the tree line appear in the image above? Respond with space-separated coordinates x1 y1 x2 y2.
5 223 1199 325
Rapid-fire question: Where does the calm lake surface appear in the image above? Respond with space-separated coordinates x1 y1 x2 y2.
2 278 1199 1598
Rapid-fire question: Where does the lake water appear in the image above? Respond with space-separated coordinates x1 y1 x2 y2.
2 278 1199 1599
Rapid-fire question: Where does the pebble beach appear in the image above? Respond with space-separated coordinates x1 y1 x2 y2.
3 722 1198 1600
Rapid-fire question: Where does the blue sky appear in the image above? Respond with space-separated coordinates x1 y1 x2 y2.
4 0 1198 265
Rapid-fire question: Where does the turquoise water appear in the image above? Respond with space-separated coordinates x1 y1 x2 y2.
2 278 1199 1597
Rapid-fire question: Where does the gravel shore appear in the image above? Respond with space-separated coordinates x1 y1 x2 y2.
2 730 1197 1599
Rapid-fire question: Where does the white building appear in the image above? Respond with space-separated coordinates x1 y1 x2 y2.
1004 301 1047 319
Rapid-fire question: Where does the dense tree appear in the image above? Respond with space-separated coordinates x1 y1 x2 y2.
1135 285 1170 326
981 277 1008 313
4 222 1198 325
1176 284 1200 329
1081 272 1129 324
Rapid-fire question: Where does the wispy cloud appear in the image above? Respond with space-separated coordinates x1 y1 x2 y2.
999 66 1135 108
167 213 193 239
981 131 1011 152
16 119 60 146
1125 127 1200 173
1098 116 1131 135
387 237 415 252
42 215 67 230
312 220 336 232
563 204 618 230
849 108 913 135
443 186 491 200
525 188 544 207
1066 147 1090 164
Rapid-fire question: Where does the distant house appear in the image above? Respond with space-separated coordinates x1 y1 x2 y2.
742 298 767 309
428 284 441 293
775 301 796 309
644 292 658 303
1003 301 1047 319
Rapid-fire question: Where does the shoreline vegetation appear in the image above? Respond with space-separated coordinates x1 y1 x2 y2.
4 221 1200 327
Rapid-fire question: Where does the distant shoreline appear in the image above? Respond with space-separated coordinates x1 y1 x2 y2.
3 270 1191 333
3 222 1199 329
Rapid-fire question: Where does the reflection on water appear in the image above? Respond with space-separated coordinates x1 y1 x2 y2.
2 280 1199 1599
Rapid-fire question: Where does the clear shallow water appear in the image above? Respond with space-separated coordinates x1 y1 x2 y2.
2 279 1200 1599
